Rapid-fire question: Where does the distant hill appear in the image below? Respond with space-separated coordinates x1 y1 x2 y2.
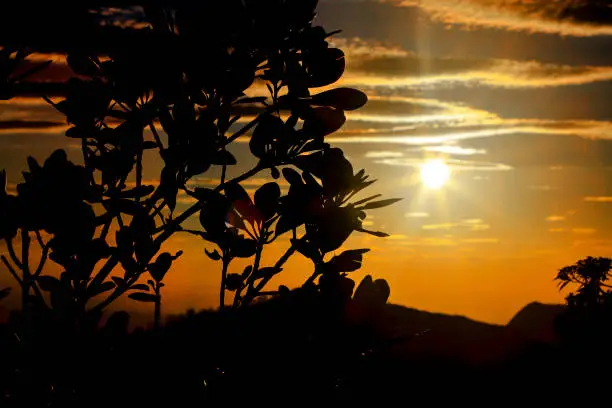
370 302 565 365
507 302 566 343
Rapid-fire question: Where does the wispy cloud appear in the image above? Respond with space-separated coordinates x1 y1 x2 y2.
461 238 499 244
421 145 486 155
332 37 612 89
572 228 597 235
546 215 566 222
387 0 612 36
365 151 404 159
584 196 612 203
422 219 491 231
372 157 512 171
405 212 430 218
342 57 612 89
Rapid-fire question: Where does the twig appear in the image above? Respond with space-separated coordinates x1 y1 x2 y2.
220 255 229 310
5 238 22 269
224 114 263 145
34 231 49 277
149 121 165 151
21 230 31 311
242 238 302 305
91 164 265 314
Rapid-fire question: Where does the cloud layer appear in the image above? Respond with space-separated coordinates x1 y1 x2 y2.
388 0 612 36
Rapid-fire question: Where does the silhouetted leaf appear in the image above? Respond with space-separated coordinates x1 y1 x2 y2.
112 277 125 286
326 249 370 273
160 166 179 212
231 238 257 258
360 198 402 210
302 107 346 137
311 88 368 111
38 275 61 292
305 48 345 88
292 239 320 262
89 281 116 297
129 284 150 291
255 182 281 220
225 182 252 207
351 194 382 206
250 114 283 158
128 292 158 303
211 150 237 166
275 215 298 237
282 167 303 185
143 141 159 150
206 249 222 261
357 228 389 238
225 273 244 291
149 252 174 282
255 267 282 280
353 275 391 305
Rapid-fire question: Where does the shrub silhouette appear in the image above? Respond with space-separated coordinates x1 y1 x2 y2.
0 2 398 329
555 256 612 348
0 3 405 405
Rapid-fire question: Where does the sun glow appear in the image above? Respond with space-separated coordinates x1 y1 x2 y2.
420 160 451 189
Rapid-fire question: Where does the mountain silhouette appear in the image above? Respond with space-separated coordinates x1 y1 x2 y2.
507 302 565 343
364 303 563 365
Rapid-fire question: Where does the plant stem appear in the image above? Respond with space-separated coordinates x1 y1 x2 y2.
34 231 48 277
225 114 262 145
236 234 265 307
91 165 264 314
149 121 165 151
6 238 22 269
21 230 30 311
242 239 301 306
220 255 229 310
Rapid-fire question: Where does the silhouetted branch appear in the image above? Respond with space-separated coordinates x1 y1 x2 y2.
148 122 165 151
220 254 229 310
225 114 263 145
5 238 22 269
243 238 302 305
34 232 49 277
21 230 30 310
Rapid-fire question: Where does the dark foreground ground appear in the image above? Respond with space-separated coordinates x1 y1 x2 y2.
0 290 609 407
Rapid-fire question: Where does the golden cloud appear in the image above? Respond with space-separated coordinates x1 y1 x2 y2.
389 0 612 36
584 196 612 202
546 215 566 222
422 219 491 231
341 57 612 89
572 228 597 234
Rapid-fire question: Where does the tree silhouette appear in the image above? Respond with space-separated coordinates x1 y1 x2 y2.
0 1 398 329
555 256 612 354
556 256 612 309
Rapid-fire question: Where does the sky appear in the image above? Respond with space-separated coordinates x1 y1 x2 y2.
3 0 612 324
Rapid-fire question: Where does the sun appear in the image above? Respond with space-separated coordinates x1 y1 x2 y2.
420 160 451 189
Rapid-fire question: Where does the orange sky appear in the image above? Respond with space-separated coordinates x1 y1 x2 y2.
3 0 612 324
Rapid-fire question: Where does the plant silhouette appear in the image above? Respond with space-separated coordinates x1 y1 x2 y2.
0 2 405 405
554 256 612 350
0 1 399 331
